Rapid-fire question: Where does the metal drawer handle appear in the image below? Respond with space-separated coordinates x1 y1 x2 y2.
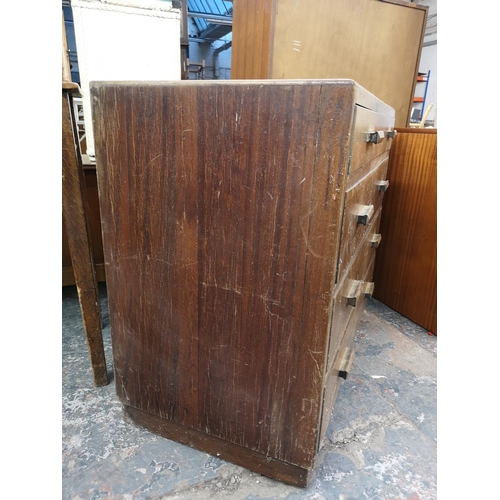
364 281 375 299
386 130 397 139
338 347 354 380
369 233 382 248
356 204 374 225
365 131 385 144
345 279 362 307
375 180 389 192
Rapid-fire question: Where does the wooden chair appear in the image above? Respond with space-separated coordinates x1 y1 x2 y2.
62 82 108 387
62 15 108 385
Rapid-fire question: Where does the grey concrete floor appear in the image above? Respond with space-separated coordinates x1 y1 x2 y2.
62 284 437 500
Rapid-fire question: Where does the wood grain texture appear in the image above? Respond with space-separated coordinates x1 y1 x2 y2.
231 0 426 128
93 80 355 469
91 79 394 483
373 128 437 334
123 405 311 487
63 262 106 286
231 0 276 79
63 168 106 286
62 91 108 386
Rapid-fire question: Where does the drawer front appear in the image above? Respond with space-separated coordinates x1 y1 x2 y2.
318 253 375 448
326 215 380 374
349 105 395 175
332 260 373 379
337 157 388 282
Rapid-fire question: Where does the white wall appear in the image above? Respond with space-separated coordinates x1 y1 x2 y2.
72 0 181 158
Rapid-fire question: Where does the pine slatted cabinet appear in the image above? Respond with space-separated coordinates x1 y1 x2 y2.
91 79 395 487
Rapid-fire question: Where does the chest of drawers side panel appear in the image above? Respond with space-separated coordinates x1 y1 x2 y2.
91 81 357 470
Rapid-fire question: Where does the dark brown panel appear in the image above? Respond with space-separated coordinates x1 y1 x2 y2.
373 129 437 334
92 80 357 468
62 263 106 287
124 405 311 487
291 82 355 461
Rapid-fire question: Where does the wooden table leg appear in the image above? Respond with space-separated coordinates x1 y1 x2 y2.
62 90 108 386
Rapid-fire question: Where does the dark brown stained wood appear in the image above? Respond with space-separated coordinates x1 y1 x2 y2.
294 83 355 460
91 79 394 484
62 90 108 387
63 261 106 286
373 128 437 334
231 0 276 79
93 80 354 469
123 405 311 487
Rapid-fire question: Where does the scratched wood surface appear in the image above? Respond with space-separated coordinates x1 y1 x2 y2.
92 80 362 470
373 128 437 334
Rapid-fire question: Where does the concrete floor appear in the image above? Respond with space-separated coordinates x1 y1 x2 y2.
62 284 437 500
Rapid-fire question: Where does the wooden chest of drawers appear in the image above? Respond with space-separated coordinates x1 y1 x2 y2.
91 79 395 487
